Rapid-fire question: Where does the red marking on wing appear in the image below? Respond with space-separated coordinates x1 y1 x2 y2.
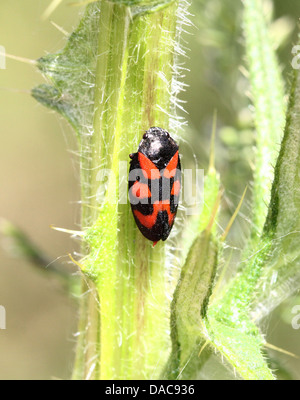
134 200 175 230
171 180 181 196
132 181 151 199
138 152 160 180
163 151 179 178
134 209 157 229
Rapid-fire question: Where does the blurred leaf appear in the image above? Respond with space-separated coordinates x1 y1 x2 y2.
243 0 286 237
253 58 300 321
0 219 79 295
270 16 295 50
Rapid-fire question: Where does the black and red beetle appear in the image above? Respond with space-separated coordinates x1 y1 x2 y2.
128 127 181 246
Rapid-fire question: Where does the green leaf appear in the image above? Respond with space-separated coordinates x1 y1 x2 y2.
242 0 286 236
202 233 275 380
204 318 274 380
163 229 219 379
33 4 101 139
253 58 300 320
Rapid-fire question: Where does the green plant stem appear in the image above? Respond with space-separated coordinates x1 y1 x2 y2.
69 0 182 380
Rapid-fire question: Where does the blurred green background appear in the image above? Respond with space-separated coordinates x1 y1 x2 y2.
0 0 300 379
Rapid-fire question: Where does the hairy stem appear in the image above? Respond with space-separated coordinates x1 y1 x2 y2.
69 0 183 379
